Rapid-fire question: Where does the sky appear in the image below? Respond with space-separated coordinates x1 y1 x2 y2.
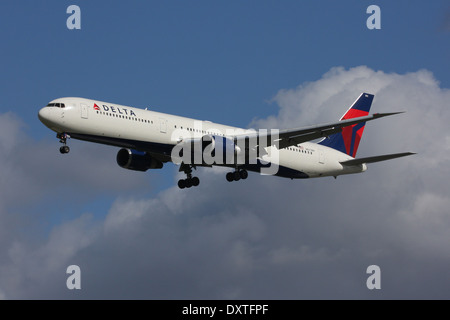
0 1 449 299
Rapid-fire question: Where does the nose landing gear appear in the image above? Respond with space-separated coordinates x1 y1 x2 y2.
57 133 70 154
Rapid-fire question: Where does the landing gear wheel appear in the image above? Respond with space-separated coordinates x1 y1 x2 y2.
178 164 200 189
192 176 200 187
178 179 186 189
177 177 200 189
226 169 248 182
59 145 70 154
185 178 193 188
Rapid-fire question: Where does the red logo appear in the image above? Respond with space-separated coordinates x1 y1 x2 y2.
93 103 100 110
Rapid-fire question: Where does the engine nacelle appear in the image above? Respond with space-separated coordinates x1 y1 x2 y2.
116 148 163 171
204 135 241 161
173 135 241 165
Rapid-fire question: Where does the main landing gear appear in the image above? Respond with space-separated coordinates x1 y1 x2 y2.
226 168 248 182
178 163 200 189
57 133 70 154
177 166 249 188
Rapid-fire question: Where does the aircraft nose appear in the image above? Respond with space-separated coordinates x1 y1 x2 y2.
38 107 54 126
38 107 48 122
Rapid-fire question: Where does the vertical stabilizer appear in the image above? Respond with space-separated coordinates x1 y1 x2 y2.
319 93 374 157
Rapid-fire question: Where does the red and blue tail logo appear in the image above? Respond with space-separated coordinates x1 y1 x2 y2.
319 93 374 157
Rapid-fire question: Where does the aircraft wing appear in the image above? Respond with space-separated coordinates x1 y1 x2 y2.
339 152 415 166
234 112 403 149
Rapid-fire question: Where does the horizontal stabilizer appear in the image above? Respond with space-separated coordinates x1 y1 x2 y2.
340 152 415 166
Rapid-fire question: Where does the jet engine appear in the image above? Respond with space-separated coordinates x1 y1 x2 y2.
116 148 163 171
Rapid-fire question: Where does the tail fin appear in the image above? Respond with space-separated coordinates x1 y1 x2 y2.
319 93 374 157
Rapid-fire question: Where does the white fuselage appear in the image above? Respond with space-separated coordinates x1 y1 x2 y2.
38 97 366 179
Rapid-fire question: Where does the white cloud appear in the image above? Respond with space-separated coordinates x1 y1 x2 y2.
0 214 96 299
0 66 449 299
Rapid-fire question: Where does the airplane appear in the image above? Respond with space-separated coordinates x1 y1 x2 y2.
38 92 414 189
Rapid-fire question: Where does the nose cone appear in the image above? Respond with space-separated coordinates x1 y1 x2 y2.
38 107 49 123
38 107 55 128
38 106 56 130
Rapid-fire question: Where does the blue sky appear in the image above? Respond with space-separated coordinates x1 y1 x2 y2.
1 1 450 299
1 1 449 132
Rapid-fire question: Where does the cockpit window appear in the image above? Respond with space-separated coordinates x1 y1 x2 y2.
46 103 65 108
